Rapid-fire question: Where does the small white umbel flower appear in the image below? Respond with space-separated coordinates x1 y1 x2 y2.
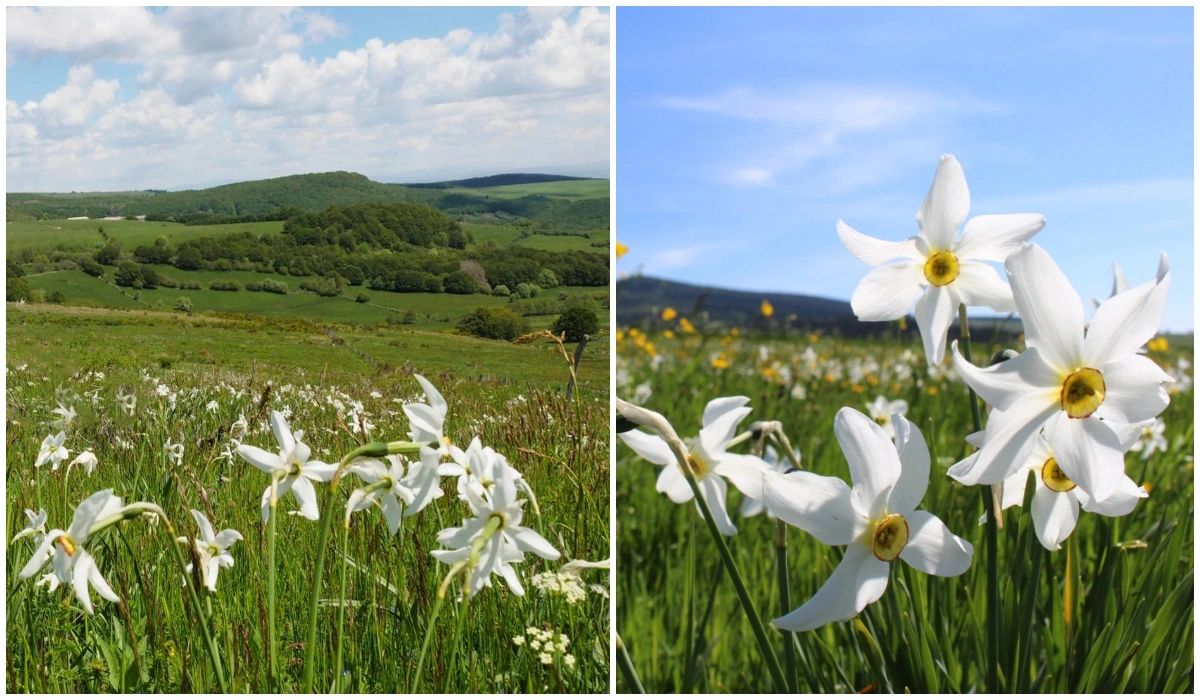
619 396 770 535
838 154 1045 366
949 245 1171 504
178 509 242 592
764 408 972 631
237 411 336 521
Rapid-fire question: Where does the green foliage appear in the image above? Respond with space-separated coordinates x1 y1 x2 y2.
354 292 370 304
442 270 480 295
553 302 600 342
7 276 33 301
538 268 561 288
515 282 542 299
114 261 144 288
208 279 241 292
457 306 530 340
94 239 122 265
492 284 511 297
174 296 193 313
77 258 105 277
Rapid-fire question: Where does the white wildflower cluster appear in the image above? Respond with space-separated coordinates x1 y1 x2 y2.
530 571 588 604
513 626 576 670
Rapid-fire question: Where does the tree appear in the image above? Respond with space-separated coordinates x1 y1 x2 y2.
456 307 529 340
492 284 511 297
443 270 478 294
174 245 203 270
115 261 142 287
553 302 600 342
6 276 33 302
537 268 560 288
95 239 122 265
78 258 105 277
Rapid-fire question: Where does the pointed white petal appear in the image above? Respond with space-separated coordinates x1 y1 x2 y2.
698 406 752 454
1043 412 1125 504
237 445 285 474
1093 355 1171 425
190 509 216 544
917 154 970 250
836 219 921 266
1084 262 1170 367
701 396 751 428
1030 486 1079 551
953 261 1014 313
773 544 889 631
697 476 736 536
214 529 243 548
899 511 973 576
619 430 676 467
954 213 1045 262
949 398 1057 486
763 470 862 545
269 412 295 455
834 407 901 518
713 454 769 501
72 551 97 614
655 464 694 503
290 477 321 521
512 526 561 560
913 285 956 366
889 415 930 515
1005 244 1085 372
413 373 448 417
1077 474 1146 517
850 261 925 322
951 342 1059 411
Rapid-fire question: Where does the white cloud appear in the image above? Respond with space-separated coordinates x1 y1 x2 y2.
6 7 609 191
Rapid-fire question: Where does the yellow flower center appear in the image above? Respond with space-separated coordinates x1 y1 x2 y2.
871 513 909 561
55 534 77 557
207 544 221 556
873 415 889 427
1040 457 1075 493
685 453 710 479
440 436 453 448
923 251 960 287
1060 367 1105 418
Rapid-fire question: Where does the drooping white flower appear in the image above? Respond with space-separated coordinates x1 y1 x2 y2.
67 449 99 476
404 374 452 455
205 400 219 413
19 489 125 614
619 396 769 535
178 509 242 592
764 408 972 631
51 403 77 431
865 395 909 440
444 437 526 502
164 440 184 466
116 389 137 416
35 432 69 470
838 154 1045 365
431 465 559 598
949 245 1171 503
12 508 48 544
236 411 336 522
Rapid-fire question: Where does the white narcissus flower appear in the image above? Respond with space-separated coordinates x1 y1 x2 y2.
347 455 418 534
404 445 457 515
12 508 49 543
164 440 184 466
36 432 69 470
404 374 452 455
237 411 336 522
965 431 1146 551
51 403 77 431
1130 418 1167 460
838 154 1045 366
949 245 1170 504
431 464 559 598
764 408 972 631
619 396 770 535
117 390 137 416
68 449 99 476
444 437 528 502
179 509 242 592
865 395 909 440
19 489 125 614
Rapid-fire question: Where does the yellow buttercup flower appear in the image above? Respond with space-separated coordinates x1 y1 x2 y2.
661 307 677 322
616 241 629 258
760 299 774 317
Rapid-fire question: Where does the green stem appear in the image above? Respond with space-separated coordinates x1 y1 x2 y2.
266 486 279 689
774 520 798 692
333 521 351 692
410 592 446 693
615 634 645 693
1014 518 1044 692
166 524 228 692
679 467 787 691
958 303 998 692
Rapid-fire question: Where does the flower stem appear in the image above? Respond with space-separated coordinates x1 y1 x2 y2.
266 486 279 689
615 634 645 693
410 591 446 693
774 519 798 693
333 521 351 692
165 521 228 692
957 303 999 692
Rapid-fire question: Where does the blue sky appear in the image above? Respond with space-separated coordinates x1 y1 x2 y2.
617 6 1193 331
7 6 608 191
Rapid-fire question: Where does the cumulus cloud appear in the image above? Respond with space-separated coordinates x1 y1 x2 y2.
6 7 609 191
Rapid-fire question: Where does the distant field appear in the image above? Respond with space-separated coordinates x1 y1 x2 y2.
25 266 609 330
460 220 607 252
7 218 283 253
444 179 609 200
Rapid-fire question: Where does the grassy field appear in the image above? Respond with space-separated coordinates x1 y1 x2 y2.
615 324 1193 693
24 267 609 331
5 303 610 693
444 179 609 200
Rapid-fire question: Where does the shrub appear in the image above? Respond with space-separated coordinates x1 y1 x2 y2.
355 293 370 304
456 306 529 341
6 276 33 302
175 296 193 313
537 268 560 288
401 309 418 324
209 279 241 292
95 240 122 265
115 261 143 288
515 282 542 299
492 284 511 297
443 270 479 295
553 302 600 342
47 290 67 305
78 258 105 277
